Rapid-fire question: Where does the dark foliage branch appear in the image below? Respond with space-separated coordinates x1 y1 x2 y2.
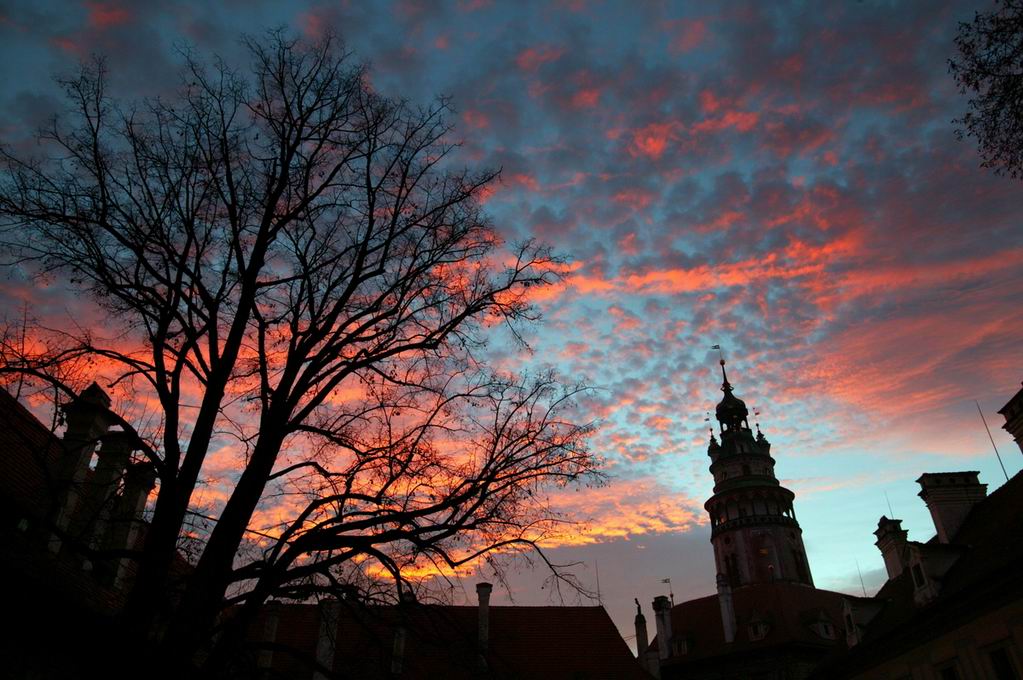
950 0 1023 178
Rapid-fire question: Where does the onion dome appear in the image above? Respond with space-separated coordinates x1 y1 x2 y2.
715 360 749 431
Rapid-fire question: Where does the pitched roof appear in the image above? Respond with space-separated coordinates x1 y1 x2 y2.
650 582 847 669
0 387 65 520
250 602 652 679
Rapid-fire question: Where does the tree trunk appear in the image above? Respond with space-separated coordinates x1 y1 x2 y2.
156 426 287 675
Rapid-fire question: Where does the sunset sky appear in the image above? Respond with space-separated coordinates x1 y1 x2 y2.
2 0 1022 645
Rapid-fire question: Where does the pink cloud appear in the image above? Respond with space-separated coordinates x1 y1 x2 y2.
515 45 564 72
629 121 684 160
692 110 759 134
618 233 640 256
571 87 601 109
699 90 723 114
50 36 83 55
665 18 709 53
462 109 490 129
297 11 326 40
85 2 130 29
611 187 658 212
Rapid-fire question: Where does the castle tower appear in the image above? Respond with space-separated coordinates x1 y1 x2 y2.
703 360 813 588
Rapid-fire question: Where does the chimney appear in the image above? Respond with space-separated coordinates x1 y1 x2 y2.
716 573 736 644
258 601 281 672
107 462 156 588
652 595 672 659
313 600 341 680
634 598 649 665
76 429 136 549
60 383 112 478
874 516 908 580
51 383 112 552
476 582 493 668
998 382 1023 454
390 625 406 676
917 472 987 543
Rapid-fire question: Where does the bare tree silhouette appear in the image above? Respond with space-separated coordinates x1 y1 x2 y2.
0 31 601 677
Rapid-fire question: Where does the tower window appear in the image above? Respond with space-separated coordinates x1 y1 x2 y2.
793 549 809 583
747 621 770 641
936 662 962 680
726 554 739 586
987 645 1020 680
812 621 836 640
911 563 926 588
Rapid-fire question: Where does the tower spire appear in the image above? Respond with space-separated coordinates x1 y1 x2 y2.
720 358 733 395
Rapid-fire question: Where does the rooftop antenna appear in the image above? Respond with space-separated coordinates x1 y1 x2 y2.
976 400 1010 483
595 561 602 607
884 491 894 518
855 559 867 597
660 578 674 606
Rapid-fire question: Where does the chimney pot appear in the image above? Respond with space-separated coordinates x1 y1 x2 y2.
652 595 673 659
874 516 908 580
476 582 493 669
916 472 987 543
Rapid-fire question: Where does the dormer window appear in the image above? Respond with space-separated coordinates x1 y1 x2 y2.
748 621 770 641
812 621 836 640
911 563 926 588
671 638 688 656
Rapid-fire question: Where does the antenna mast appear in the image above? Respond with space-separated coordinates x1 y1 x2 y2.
855 559 867 597
976 400 1010 482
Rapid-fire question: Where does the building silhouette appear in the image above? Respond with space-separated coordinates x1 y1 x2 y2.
816 472 1023 678
240 583 651 678
637 365 1023 680
0 384 650 678
1 383 159 677
6 369 1023 678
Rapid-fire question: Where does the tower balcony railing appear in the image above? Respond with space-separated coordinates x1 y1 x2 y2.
709 512 800 538
711 474 784 493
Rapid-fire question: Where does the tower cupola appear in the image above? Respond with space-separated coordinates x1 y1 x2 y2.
715 360 750 432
